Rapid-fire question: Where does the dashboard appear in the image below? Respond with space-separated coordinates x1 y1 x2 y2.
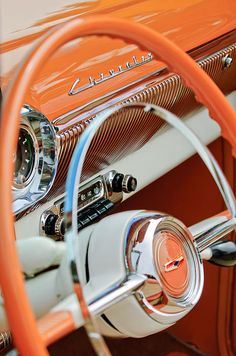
13 35 236 238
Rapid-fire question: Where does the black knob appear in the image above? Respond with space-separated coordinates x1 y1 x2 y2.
44 213 58 235
44 213 65 239
112 173 124 192
122 174 137 193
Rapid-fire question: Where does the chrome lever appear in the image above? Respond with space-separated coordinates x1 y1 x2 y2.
205 240 236 267
89 274 147 316
191 214 236 253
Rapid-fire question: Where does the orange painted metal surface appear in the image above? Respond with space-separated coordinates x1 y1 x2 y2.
1 0 236 120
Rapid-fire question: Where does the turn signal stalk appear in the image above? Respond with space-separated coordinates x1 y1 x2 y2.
190 212 236 254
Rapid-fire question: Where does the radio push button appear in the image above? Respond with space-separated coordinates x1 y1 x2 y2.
77 213 91 226
92 199 107 214
102 200 114 210
86 209 99 221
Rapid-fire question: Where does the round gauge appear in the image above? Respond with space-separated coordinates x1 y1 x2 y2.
12 106 57 214
14 128 35 187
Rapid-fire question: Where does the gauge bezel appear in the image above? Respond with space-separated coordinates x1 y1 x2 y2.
13 105 58 214
13 124 38 190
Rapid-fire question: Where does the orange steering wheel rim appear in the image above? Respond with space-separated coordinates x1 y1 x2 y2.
1 16 236 356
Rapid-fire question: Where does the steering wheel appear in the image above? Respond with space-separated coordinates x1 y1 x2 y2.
1 16 236 356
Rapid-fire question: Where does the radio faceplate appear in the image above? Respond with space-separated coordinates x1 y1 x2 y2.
40 170 136 240
55 176 106 217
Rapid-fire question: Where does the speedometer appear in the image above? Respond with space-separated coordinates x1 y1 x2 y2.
14 128 35 187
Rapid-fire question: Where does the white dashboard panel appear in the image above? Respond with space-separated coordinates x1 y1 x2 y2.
15 92 236 239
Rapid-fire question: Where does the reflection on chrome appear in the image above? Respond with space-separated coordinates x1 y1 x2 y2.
124 212 203 324
13 105 58 214
191 213 236 252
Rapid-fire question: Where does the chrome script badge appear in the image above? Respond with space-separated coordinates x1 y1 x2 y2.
69 53 153 96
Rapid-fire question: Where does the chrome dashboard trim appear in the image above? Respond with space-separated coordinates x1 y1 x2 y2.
53 42 236 130
54 65 166 127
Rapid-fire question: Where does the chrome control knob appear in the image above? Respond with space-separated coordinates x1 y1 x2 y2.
111 172 137 193
122 174 137 193
43 213 64 240
54 216 65 239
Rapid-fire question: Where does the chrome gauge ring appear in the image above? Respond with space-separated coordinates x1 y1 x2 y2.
14 126 36 189
64 102 236 355
13 105 58 214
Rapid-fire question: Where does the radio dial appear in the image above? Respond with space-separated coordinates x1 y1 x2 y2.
112 173 137 193
54 216 65 238
122 174 137 193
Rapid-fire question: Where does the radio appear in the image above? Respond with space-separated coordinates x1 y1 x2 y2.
40 170 137 240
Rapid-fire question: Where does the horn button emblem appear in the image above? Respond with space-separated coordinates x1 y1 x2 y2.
154 231 190 298
164 255 184 272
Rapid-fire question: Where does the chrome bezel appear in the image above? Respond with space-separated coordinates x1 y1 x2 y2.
13 105 58 214
13 122 38 190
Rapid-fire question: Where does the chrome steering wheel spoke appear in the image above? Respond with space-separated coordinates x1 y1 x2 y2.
64 103 236 355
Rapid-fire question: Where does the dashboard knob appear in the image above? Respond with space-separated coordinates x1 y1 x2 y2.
122 174 137 193
54 216 65 239
44 213 57 236
111 173 124 192
43 213 64 239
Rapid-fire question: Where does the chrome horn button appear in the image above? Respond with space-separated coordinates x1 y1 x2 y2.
125 212 204 322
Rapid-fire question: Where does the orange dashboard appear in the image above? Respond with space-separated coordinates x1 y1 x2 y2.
1 0 236 120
